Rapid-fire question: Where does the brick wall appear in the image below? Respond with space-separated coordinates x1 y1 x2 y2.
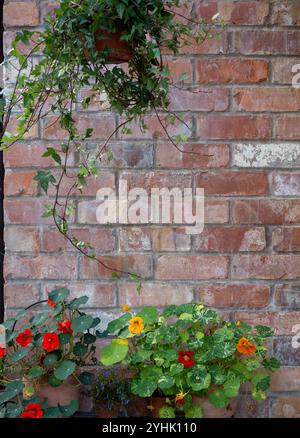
3 0 300 417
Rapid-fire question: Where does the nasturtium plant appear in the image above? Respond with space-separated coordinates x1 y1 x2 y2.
0 288 99 418
100 303 280 418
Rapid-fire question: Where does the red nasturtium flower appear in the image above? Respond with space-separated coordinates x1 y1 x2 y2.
42 332 59 352
236 337 257 356
20 403 43 419
16 329 32 348
0 347 5 359
48 297 55 309
57 319 73 335
178 351 195 368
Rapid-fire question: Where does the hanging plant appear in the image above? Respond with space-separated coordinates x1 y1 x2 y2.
0 0 222 282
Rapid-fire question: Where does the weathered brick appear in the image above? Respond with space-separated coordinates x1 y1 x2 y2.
162 31 227 55
4 170 38 196
42 228 116 253
5 226 40 252
198 115 272 140
271 1 300 26
6 117 38 140
276 115 300 140
271 367 300 392
4 141 76 168
169 87 229 111
235 311 300 335
271 395 300 418
234 88 300 112
164 58 193 83
196 283 270 308
235 396 269 418
4 199 52 225
155 255 229 280
80 255 153 279
94 143 153 168
232 200 300 225
272 58 299 84
194 226 266 252
119 282 194 307
204 200 229 224
42 115 115 140
271 172 300 196
42 282 117 307
233 30 300 55
196 59 268 84
273 337 300 366
120 170 192 192
198 1 269 25
4 255 78 280
232 255 300 280
275 283 300 309
156 143 230 169
4 1 39 27
232 143 300 168
119 227 191 252
196 171 268 196
4 283 39 308
271 396 300 418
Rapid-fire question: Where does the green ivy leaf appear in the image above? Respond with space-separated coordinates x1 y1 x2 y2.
34 170 56 193
42 147 62 165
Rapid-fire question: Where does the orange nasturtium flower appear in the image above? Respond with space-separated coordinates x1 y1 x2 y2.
236 337 257 356
236 321 241 327
128 316 144 334
122 304 131 312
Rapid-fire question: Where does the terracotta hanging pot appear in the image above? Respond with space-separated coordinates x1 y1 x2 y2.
23 376 80 408
126 397 149 417
149 395 167 418
83 29 133 64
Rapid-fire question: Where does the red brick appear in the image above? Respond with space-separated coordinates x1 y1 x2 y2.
232 255 300 280
162 31 227 55
119 282 194 307
42 115 115 140
234 310 300 335
6 117 38 140
232 200 300 225
196 284 270 308
3 142 76 168
205 200 229 224
272 58 299 84
4 255 77 280
40 1 61 22
271 396 300 418
271 368 300 392
273 228 300 252
4 170 38 196
97 143 153 168
276 115 300 140
47 170 115 197
273 338 300 366
119 227 191 252
271 1 300 26
155 255 229 280
77 200 100 225
119 115 192 140
156 143 230 169
271 172 300 196
275 283 300 308
235 396 269 418
194 226 265 252
234 30 300 55
198 1 269 25
169 87 229 111
234 88 300 112
80 255 153 279
198 115 272 140
164 58 193 83
4 1 39 27
196 171 268 196
4 199 52 225
5 226 40 252
3 30 43 55
196 59 268 84
4 283 39 308
42 228 116 253
42 282 117 307
120 170 192 192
